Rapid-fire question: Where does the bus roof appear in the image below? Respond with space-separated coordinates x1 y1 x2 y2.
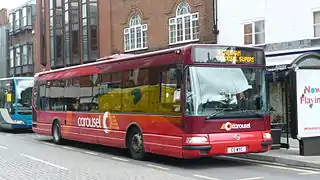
0 77 34 81
34 44 264 78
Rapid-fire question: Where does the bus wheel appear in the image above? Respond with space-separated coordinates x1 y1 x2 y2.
52 121 63 144
128 128 145 160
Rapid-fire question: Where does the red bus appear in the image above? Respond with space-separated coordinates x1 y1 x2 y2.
32 44 272 160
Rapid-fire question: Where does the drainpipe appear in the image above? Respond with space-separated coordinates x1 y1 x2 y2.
213 0 220 36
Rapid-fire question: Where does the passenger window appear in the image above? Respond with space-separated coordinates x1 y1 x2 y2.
122 68 149 113
97 72 122 113
47 80 65 111
39 83 46 111
158 64 182 114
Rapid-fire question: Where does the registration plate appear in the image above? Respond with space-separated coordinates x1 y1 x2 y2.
227 146 247 154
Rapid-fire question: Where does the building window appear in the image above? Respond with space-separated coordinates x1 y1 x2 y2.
82 1 89 62
9 49 14 68
22 7 27 27
55 0 63 66
169 2 199 45
71 0 80 64
244 20 265 45
21 6 32 27
22 44 33 65
15 10 21 30
49 0 55 66
89 0 98 60
64 0 71 64
124 15 148 52
82 0 98 62
22 45 28 65
9 13 14 32
15 47 21 67
314 11 320 38
40 0 46 66
28 45 33 65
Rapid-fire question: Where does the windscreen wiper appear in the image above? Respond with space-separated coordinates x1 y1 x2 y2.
205 108 234 120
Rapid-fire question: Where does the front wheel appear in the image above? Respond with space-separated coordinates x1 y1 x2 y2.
52 121 63 144
128 128 146 160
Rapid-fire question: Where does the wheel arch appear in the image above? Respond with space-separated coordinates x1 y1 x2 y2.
51 118 60 135
125 122 143 148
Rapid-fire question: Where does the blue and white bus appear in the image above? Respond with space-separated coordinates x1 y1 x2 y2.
0 77 33 130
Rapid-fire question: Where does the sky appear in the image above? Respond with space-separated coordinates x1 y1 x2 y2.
1 0 29 10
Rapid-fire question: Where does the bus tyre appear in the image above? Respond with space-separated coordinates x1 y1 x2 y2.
52 121 63 144
128 128 145 160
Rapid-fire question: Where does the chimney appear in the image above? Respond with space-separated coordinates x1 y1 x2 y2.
0 8 8 26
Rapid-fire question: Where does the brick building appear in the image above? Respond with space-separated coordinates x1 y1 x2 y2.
35 0 218 73
7 0 36 77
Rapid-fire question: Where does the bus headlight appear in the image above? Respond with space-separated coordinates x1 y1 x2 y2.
12 120 24 124
263 132 271 139
186 137 208 144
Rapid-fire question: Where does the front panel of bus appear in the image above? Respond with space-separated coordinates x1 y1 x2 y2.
12 78 34 128
181 45 272 157
0 78 33 129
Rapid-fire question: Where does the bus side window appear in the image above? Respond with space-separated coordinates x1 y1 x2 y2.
39 83 46 111
158 64 182 114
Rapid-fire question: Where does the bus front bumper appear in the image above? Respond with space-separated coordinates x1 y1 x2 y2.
181 140 273 158
0 122 32 130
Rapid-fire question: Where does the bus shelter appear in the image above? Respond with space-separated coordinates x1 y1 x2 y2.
266 52 320 156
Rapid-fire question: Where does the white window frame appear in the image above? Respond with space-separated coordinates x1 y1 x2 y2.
168 2 200 45
22 45 28 65
15 47 21 67
22 7 27 27
15 10 20 30
313 11 320 38
9 13 14 32
123 15 148 52
243 20 265 46
9 49 14 68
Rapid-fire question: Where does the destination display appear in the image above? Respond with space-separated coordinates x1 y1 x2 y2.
192 46 265 65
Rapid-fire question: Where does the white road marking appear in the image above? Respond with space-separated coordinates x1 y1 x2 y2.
222 156 285 166
193 174 219 180
260 164 317 174
62 146 74 150
43 142 54 146
0 145 8 149
299 172 320 175
111 156 129 162
146 164 169 170
16 136 24 139
223 156 320 174
236 177 264 180
20 153 68 171
84 151 99 156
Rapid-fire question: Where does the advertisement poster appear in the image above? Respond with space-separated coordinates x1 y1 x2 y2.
296 69 320 138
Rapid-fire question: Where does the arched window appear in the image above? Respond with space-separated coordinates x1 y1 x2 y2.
169 2 199 44
124 15 148 52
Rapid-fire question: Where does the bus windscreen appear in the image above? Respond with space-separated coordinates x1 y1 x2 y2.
15 79 34 114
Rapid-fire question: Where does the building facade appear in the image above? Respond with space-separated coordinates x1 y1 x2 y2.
35 0 218 72
7 0 36 77
217 0 320 138
0 8 8 78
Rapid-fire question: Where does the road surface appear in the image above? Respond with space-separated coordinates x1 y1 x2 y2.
0 131 319 180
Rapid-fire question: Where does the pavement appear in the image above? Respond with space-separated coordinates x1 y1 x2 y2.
0 131 320 180
233 137 320 169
